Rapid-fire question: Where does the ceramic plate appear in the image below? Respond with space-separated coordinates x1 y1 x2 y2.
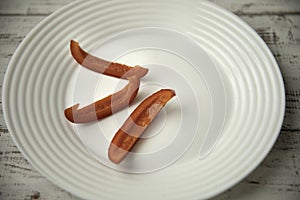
3 0 285 199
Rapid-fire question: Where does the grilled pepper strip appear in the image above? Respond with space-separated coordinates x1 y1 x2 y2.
70 40 148 79
65 76 140 123
108 89 176 164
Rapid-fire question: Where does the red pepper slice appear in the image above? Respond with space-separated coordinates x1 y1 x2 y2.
65 76 140 123
70 40 148 79
108 89 176 164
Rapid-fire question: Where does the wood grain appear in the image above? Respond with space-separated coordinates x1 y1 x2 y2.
0 0 299 199
213 130 300 200
0 0 74 15
211 0 300 15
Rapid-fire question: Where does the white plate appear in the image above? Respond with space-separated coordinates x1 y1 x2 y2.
2 0 285 199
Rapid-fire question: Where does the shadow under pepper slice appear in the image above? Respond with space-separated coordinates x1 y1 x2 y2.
64 76 140 123
108 89 176 164
70 40 148 79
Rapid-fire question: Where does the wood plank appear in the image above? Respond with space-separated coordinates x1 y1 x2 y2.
211 0 300 15
0 0 299 16
0 136 79 200
0 0 74 15
213 130 300 200
0 16 44 54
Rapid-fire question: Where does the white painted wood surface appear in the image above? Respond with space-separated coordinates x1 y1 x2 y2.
0 0 299 199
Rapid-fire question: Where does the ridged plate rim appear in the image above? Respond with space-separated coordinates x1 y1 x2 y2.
2 0 285 199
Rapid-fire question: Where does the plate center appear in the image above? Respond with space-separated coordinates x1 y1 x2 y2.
68 27 225 173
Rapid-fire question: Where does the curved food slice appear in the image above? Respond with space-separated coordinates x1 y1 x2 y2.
108 89 176 164
65 76 140 123
70 40 148 79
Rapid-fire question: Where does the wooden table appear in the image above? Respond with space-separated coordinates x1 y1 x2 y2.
0 0 299 199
